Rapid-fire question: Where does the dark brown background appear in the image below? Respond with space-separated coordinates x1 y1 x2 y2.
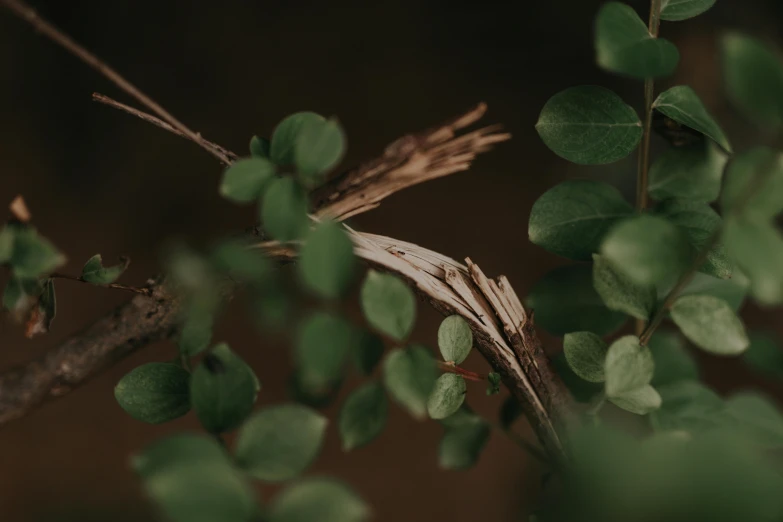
1 1 782 520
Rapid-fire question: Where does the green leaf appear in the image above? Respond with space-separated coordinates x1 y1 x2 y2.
25 278 56 337
134 435 257 522
528 180 634 260
595 2 680 79
3 276 42 316
427 373 467 420
439 416 491 470
527 264 627 336
352 330 384 375
0 226 15 262
564 331 609 383
655 199 731 279
235 404 327 482
211 240 271 286
649 331 700 387
653 86 732 153
190 343 260 434
10 227 66 279
178 306 214 356
608 384 662 415
648 141 728 203
604 335 654 397
486 372 501 396
382 345 438 419
722 32 783 128
360 270 416 341
298 220 355 299
721 147 783 221
219 157 276 203
651 380 728 433
288 370 343 409
269 478 369 522
600 215 692 287
726 392 783 449
743 332 783 379
661 0 716 21
250 135 270 159
270 112 325 165
593 254 656 319
114 363 190 424
723 217 783 305
338 381 388 451
553 353 604 403
437 315 473 364
670 295 749 355
260 177 309 242
535 86 642 164
295 117 346 187
80 254 129 285
296 312 353 388
679 271 748 312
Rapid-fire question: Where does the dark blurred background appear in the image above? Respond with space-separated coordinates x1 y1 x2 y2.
1 1 783 520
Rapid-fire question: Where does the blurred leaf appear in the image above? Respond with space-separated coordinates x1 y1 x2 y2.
528 180 634 260
651 380 728 433
288 370 343 409
296 312 353 389
722 32 783 128
352 330 384 376
653 86 731 152
178 305 214 357
721 147 783 221
608 384 661 415
595 2 679 78
360 270 416 341
726 392 783 449
260 177 309 242
10 227 66 279
3 276 41 316
593 254 656 319
298 220 355 299
486 372 501 396
661 0 716 20
437 315 473 364
601 215 692 287
564 331 609 383
269 478 369 522
649 331 700 387
80 254 129 285
671 295 749 355
0 226 14 262
211 239 271 286
219 157 276 203
338 381 388 451
114 363 190 424
723 217 783 305
648 141 728 202
742 331 783 379
270 112 325 165
382 345 438 419
427 373 466 420
295 117 346 187
655 199 731 279
250 135 270 159
190 344 260 434
605 335 653 397
527 264 627 336
235 404 327 482
439 415 491 470
535 86 642 164
134 434 256 522
678 271 748 312
25 278 56 338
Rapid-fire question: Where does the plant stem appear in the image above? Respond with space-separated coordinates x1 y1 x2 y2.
50 272 152 296
437 361 485 382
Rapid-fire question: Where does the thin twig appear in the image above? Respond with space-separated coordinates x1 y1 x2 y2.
437 361 486 382
92 93 237 164
0 0 233 165
50 272 152 297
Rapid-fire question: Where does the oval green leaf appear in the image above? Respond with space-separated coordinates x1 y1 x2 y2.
439 418 491 470
260 177 309 242
114 362 191 424
296 312 353 388
592 254 657 320
427 373 467 420
437 315 473 364
653 86 732 153
219 157 276 203
608 384 661 415
269 478 369 522
270 112 325 165
298 220 356 299
81 254 129 285
721 147 783 221
382 345 438 419
671 294 749 355
604 335 654 397
295 117 346 187
564 331 609 383
338 381 388 451
648 141 728 203
661 0 717 21
724 217 783 306
360 270 416 341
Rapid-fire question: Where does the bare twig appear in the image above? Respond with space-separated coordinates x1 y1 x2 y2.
0 0 233 165
92 93 238 164
50 272 153 297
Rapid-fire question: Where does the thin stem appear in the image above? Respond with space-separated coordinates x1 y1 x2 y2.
437 361 486 382
0 0 233 165
50 272 152 297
